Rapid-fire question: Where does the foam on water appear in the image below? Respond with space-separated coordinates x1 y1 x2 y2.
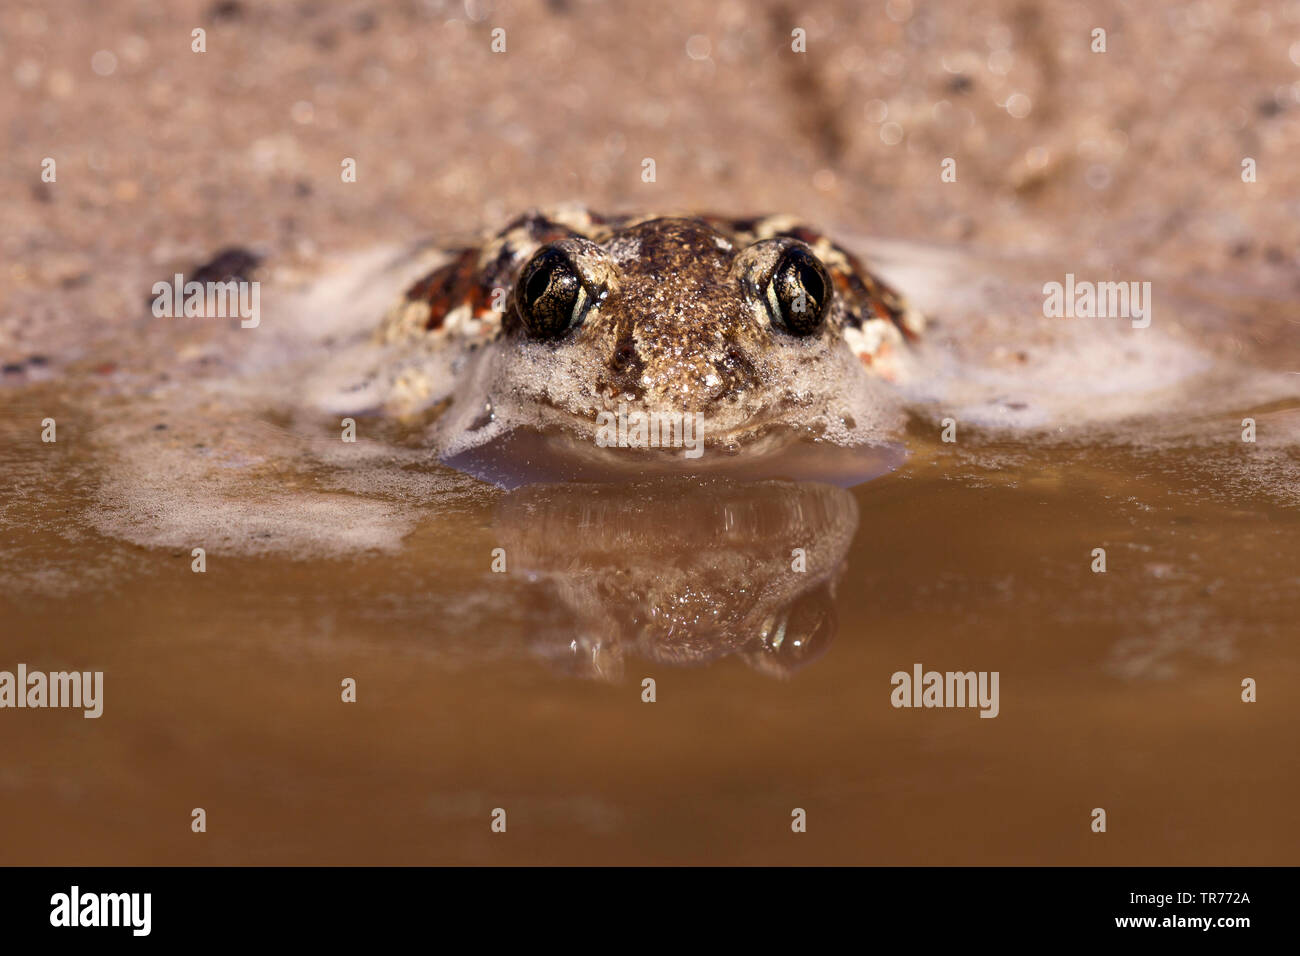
74 244 495 557
856 237 1300 432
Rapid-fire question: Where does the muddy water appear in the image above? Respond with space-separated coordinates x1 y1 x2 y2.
2 313 1298 864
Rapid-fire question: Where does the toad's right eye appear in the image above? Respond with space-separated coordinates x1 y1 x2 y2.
515 247 591 340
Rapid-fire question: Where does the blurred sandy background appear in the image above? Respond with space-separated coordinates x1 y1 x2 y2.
4 0 1300 365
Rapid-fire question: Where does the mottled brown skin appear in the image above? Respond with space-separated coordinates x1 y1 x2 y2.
377 207 922 446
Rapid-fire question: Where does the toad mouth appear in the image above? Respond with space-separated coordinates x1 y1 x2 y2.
440 416 906 490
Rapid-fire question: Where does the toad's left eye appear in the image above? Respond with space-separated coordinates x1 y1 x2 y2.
764 245 832 336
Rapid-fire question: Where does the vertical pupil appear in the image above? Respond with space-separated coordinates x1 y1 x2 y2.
770 248 829 335
527 259 557 305
519 249 585 339
794 257 824 305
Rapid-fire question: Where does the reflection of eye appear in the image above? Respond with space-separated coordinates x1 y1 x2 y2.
516 247 590 340
765 245 832 336
744 582 838 679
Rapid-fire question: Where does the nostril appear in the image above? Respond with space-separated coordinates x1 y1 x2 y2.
710 346 758 399
723 346 756 377
613 341 637 369
605 334 646 397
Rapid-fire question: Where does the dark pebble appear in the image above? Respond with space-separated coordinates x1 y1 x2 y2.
191 247 262 285
209 0 244 21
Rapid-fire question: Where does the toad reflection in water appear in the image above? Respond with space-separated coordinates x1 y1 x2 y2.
491 477 859 680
